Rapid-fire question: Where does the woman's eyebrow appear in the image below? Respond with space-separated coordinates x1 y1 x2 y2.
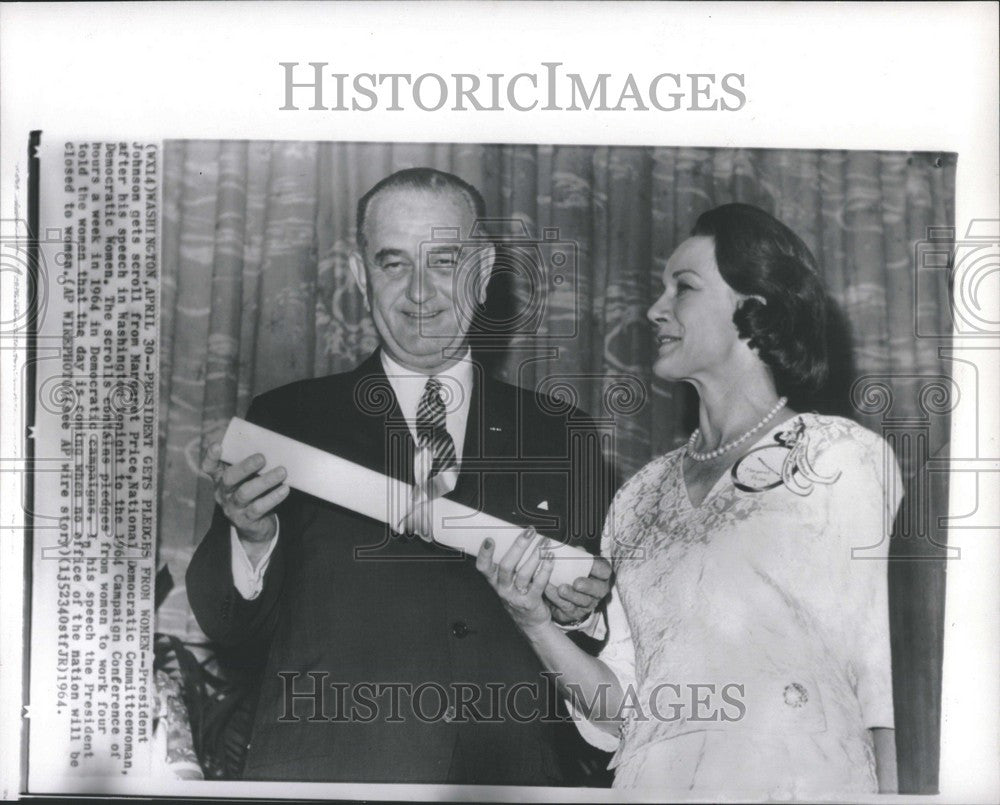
671 268 699 279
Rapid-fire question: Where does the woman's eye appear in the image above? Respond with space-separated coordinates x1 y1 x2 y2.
676 283 692 294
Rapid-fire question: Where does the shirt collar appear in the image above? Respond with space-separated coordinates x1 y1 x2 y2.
379 348 474 424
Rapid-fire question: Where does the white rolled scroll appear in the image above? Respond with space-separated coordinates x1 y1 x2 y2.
220 417 594 587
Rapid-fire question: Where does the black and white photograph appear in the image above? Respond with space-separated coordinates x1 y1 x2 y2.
0 3 997 803
150 141 955 796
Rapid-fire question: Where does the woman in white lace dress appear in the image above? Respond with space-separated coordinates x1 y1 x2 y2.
476 204 901 796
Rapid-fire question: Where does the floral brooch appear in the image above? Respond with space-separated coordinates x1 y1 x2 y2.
731 419 842 496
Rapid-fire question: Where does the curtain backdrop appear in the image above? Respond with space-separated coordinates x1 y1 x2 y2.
158 141 956 790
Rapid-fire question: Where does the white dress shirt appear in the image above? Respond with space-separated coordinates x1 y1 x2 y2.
230 350 473 599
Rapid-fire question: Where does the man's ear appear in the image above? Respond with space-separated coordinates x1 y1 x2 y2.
348 250 371 311
474 244 496 305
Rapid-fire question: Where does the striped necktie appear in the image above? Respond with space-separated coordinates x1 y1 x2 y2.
416 376 457 481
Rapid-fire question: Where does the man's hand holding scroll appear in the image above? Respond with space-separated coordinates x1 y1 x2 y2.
201 442 289 564
546 556 611 627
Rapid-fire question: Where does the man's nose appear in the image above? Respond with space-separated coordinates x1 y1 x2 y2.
406 265 437 304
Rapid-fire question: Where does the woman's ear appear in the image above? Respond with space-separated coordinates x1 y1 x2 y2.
734 293 766 314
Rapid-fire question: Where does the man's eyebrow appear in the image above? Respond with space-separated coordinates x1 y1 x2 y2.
373 248 409 263
428 245 460 259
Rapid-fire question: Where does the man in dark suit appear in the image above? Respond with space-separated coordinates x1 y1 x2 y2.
187 168 613 784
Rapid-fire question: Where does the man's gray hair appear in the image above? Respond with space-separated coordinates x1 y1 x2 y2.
355 167 487 248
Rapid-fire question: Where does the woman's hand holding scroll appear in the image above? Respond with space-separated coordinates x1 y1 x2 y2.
476 528 556 632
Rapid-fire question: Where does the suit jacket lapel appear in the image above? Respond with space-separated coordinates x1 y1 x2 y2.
447 368 514 512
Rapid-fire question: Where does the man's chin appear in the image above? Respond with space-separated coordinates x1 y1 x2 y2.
383 339 467 372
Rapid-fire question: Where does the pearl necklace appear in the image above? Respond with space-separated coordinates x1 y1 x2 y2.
685 397 788 462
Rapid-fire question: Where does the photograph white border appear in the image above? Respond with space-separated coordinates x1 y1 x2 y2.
1 2 997 801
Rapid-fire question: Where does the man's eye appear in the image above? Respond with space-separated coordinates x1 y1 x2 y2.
676 283 693 294
428 250 459 269
381 260 407 272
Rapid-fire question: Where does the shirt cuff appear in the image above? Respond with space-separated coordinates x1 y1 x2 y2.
553 610 607 640
230 518 279 600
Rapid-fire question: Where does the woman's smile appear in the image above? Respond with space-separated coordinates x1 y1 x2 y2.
655 333 682 355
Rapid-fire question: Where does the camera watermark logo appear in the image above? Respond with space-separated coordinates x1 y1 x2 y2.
3 211 155 562
914 220 999 338
418 219 579 341
0 220 79 336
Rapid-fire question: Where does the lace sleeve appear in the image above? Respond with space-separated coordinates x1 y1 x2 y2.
815 426 903 729
568 488 638 752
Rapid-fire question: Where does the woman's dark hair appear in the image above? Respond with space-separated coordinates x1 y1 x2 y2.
691 203 829 397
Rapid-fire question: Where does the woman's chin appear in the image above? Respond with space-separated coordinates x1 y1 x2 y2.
651 357 684 383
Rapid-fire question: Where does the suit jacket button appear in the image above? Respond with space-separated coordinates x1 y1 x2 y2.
451 620 470 638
